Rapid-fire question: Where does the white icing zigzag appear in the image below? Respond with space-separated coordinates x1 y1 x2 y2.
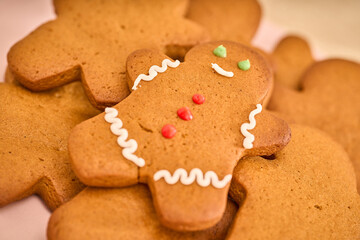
104 107 145 167
211 63 234 77
132 59 180 90
153 168 232 189
240 104 262 149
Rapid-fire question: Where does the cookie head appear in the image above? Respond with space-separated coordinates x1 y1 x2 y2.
185 41 272 103
187 0 262 43
128 41 273 106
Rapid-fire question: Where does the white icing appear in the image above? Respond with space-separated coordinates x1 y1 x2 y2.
104 107 145 167
132 59 180 90
153 168 232 189
211 63 234 77
240 104 262 149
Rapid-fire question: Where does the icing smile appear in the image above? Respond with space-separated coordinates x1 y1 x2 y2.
211 63 234 77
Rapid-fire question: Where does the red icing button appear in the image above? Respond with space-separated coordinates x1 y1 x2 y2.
192 94 205 104
161 124 177 139
177 107 193 121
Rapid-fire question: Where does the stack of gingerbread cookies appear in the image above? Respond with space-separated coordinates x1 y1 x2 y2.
1 0 359 239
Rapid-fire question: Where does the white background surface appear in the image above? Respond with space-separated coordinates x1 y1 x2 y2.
258 0 360 62
0 2 55 239
0 0 358 239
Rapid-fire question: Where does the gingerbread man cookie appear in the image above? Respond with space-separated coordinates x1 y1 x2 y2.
47 185 238 240
268 59 360 193
272 35 314 89
227 125 360 239
68 41 291 231
0 82 99 210
7 0 209 109
187 0 261 43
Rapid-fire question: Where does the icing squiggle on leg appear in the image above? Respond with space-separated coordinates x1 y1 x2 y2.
153 168 232 189
132 59 180 90
240 104 262 149
104 107 145 167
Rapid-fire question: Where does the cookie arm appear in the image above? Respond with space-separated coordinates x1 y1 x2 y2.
68 112 138 187
243 110 291 157
126 49 179 92
7 20 80 91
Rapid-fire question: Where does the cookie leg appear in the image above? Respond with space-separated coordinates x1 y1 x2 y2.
0 148 82 210
147 170 231 231
0 159 42 208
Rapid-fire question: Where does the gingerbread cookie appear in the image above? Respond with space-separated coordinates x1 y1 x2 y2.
186 0 261 43
0 82 99 210
227 125 360 239
7 0 209 109
68 41 291 231
268 59 360 193
271 35 314 89
47 185 238 240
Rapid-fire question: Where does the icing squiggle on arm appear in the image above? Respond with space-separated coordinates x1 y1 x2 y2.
104 107 145 167
132 59 180 90
240 104 262 149
211 63 234 77
153 168 232 189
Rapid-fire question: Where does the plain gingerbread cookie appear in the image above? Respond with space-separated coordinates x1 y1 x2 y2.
227 125 360 240
0 82 99 210
47 185 238 240
68 41 291 231
268 59 360 193
7 0 209 109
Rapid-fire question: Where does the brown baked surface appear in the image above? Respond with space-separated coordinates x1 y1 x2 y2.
47 184 238 240
268 59 360 193
7 0 210 109
187 0 261 43
68 41 291 231
0 82 99 210
227 124 360 239
272 35 314 89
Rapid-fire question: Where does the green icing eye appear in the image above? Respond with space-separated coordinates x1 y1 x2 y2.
213 45 227 58
238 59 250 71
